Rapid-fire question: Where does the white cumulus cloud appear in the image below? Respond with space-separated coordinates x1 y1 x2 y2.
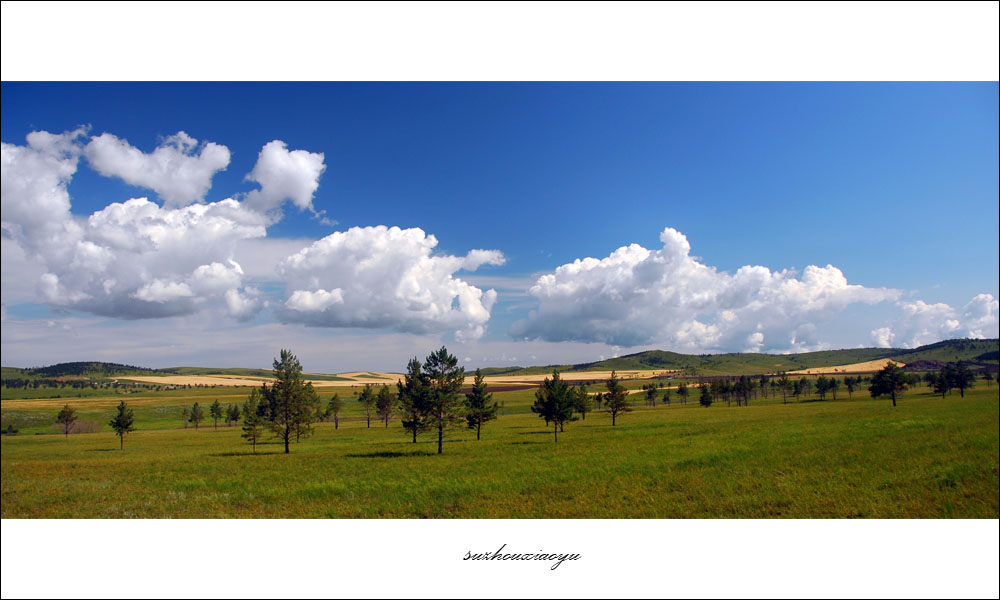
277 225 502 341
243 140 326 218
84 131 231 208
39 198 267 319
510 226 901 351
872 293 999 348
1 128 88 265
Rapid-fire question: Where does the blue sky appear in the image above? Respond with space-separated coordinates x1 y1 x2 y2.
2 82 998 371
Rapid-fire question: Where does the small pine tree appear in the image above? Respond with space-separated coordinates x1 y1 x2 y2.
950 362 976 397
397 357 432 443
181 406 190 429
699 384 713 407
464 369 498 440
55 404 78 437
643 383 657 407
573 384 593 420
209 400 223 430
242 387 265 454
109 400 135 449
327 394 343 429
603 370 631 426
189 402 204 429
869 362 908 407
530 370 575 442
376 384 394 427
358 385 377 428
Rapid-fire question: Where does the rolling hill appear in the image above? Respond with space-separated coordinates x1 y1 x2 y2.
3 338 997 381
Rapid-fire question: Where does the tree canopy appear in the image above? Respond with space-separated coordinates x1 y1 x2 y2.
109 400 135 449
464 369 497 440
423 346 465 454
869 362 908 407
603 370 631 425
531 370 575 441
260 349 316 453
55 404 77 437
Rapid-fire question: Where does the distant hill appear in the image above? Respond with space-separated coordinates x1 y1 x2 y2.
3 361 159 379
890 338 999 364
3 338 996 380
478 338 999 376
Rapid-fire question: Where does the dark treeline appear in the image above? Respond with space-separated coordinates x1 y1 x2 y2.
17 361 159 378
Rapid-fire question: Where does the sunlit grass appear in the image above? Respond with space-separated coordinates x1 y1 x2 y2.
2 386 996 518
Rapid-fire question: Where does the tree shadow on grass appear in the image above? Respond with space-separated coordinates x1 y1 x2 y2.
516 430 552 435
344 450 436 459
86 448 122 452
208 451 286 457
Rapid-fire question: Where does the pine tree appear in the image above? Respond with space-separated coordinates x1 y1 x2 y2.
778 374 792 404
423 346 465 454
950 362 976 397
260 349 315 454
109 400 135 449
869 362 908 407
327 394 343 429
699 384 713 407
643 383 657 407
397 357 431 443
294 383 320 443
181 406 190 429
242 387 265 454
573 384 593 420
464 369 497 440
55 404 77 437
189 402 204 429
376 385 394 427
530 370 575 441
932 371 950 398
209 400 223 430
603 370 631 426
357 385 377 428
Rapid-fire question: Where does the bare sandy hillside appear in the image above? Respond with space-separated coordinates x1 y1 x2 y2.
788 358 905 375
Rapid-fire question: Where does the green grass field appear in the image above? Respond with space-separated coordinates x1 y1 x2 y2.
2 383 996 518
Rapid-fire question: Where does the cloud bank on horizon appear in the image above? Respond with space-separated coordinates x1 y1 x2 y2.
2 128 997 355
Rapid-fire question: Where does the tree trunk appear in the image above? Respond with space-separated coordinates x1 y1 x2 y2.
612 411 616 426
891 392 897 407
120 435 123 450
284 430 290 453
437 423 443 454
334 417 339 430
553 421 558 442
